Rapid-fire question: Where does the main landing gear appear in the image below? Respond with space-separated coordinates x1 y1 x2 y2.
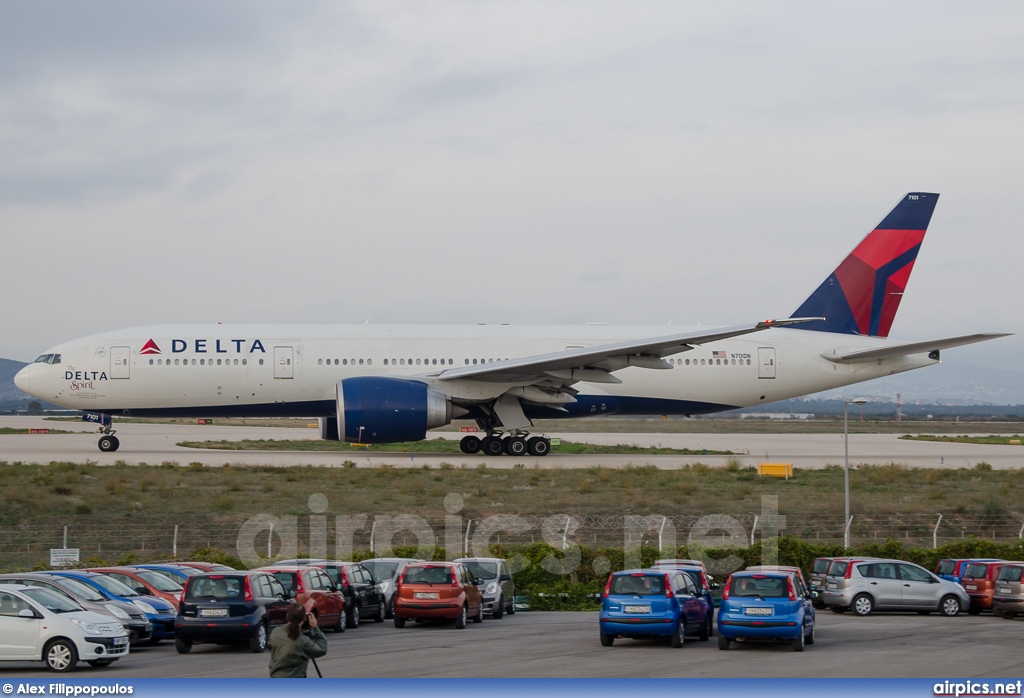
97 425 120 452
459 432 551 457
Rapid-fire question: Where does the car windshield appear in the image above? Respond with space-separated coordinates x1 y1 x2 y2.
935 560 955 575
134 570 183 592
185 576 245 600
997 566 1023 583
404 566 452 585
828 561 849 577
812 559 832 574
361 561 399 578
962 563 989 579
89 575 140 597
23 587 83 613
610 574 666 596
729 576 787 598
462 562 498 579
50 577 106 602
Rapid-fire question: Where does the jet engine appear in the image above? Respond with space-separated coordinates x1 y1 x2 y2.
330 376 453 443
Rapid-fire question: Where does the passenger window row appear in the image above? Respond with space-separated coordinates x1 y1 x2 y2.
148 358 262 367
668 358 754 366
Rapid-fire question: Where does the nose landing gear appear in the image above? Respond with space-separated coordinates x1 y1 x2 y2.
97 426 119 452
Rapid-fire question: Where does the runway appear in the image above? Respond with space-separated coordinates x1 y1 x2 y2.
1 416 1021 469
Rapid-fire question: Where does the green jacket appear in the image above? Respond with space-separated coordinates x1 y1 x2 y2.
267 625 328 678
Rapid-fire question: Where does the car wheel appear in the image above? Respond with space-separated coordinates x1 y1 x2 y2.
394 617 406 628
493 595 504 619
507 597 516 615
44 639 78 673
87 659 115 667
940 595 962 617
455 604 468 629
717 634 730 650
249 622 268 653
348 602 361 628
851 594 874 616
333 608 347 633
699 617 710 641
670 618 685 648
805 624 815 646
792 628 805 652
374 600 386 623
600 632 614 647
175 637 192 654
473 603 484 623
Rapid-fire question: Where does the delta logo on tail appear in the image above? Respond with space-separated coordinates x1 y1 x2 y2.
790 192 938 337
140 339 162 355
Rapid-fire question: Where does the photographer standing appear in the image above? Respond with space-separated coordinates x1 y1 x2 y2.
268 602 328 678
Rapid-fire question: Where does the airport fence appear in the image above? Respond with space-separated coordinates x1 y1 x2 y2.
2 512 1023 572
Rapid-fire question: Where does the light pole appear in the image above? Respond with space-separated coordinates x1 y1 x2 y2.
844 398 867 549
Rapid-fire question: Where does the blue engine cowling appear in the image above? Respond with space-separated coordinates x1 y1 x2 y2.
333 376 452 444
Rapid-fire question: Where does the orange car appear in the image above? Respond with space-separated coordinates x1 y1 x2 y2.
393 562 484 629
86 566 184 611
961 560 1015 614
257 565 347 632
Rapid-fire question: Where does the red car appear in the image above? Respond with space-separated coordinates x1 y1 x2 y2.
256 565 347 632
86 566 184 611
393 562 484 629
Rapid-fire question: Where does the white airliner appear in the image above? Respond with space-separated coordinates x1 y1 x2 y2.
15 193 1007 455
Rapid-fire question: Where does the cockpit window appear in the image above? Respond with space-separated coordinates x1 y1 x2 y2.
34 354 61 365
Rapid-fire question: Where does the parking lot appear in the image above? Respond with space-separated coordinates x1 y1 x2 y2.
1 611 1021 678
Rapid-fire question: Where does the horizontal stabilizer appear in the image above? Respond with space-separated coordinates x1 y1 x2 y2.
821 333 1011 364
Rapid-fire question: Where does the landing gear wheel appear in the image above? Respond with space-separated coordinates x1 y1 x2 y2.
460 435 481 454
527 436 551 456
98 435 120 452
504 437 527 456
481 436 504 456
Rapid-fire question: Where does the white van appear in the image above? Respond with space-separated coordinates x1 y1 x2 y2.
0 584 130 672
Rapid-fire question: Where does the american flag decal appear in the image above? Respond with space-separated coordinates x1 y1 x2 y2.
712 351 726 359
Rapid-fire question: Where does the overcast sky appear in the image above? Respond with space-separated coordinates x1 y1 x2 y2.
1 1 1021 370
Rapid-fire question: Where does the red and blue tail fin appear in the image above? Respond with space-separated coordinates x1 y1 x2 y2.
790 192 939 337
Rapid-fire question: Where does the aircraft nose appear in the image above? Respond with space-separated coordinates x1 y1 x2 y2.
14 365 32 394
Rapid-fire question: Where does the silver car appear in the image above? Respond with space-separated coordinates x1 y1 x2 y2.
823 558 969 616
359 558 421 618
455 557 515 618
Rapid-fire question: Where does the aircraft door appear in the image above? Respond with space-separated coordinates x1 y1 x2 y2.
110 346 131 379
274 346 294 379
757 347 776 379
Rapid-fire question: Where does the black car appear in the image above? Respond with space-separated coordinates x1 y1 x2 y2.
278 558 385 628
175 571 291 653
0 572 153 644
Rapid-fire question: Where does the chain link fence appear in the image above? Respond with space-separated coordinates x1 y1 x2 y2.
2 512 1022 571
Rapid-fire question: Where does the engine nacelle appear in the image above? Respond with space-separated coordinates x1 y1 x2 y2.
335 376 452 444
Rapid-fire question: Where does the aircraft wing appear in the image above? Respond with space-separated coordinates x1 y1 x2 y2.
821 333 1011 364
434 318 820 385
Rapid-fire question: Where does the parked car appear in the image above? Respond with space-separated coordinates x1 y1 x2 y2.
960 560 1011 614
653 559 722 606
393 562 484 629
717 571 815 652
131 563 204 586
256 565 347 632
175 571 291 653
0 584 129 672
934 558 1001 584
360 557 422 618
310 561 386 628
823 559 969 616
809 557 844 608
86 566 184 611
170 562 236 572
992 562 1024 619
648 563 716 622
0 573 151 645
455 557 516 618
599 569 711 648
45 571 177 643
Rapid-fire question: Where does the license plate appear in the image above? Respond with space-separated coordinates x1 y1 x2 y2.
965 584 977 591
113 637 128 646
623 605 651 613
414 592 438 599
1000 587 1012 594
199 608 228 617
827 582 837 589
744 607 773 616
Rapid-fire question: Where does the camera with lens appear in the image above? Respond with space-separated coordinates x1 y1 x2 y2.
300 613 312 633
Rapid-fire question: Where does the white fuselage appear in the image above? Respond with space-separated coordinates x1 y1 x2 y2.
16 323 936 420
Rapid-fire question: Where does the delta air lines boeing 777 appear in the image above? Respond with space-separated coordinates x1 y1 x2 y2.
15 193 1007 454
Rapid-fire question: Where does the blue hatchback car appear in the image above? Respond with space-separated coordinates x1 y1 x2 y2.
717 571 815 652
45 571 177 643
599 569 712 648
